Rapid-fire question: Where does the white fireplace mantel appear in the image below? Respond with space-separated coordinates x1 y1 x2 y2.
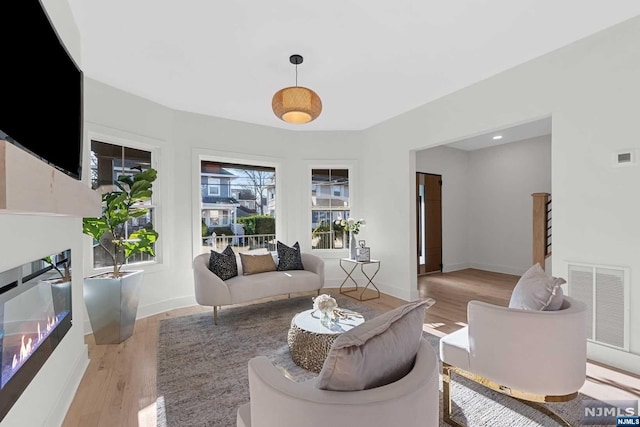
0 140 101 217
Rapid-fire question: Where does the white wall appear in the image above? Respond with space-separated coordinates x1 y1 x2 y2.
83 79 178 317
81 13 640 378
415 146 470 272
416 136 551 276
0 3 88 426
468 135 551 275
83 79 368 321
362 16 640 374
0 218 87 427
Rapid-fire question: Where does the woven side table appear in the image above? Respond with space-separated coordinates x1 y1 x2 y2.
287 309 364 373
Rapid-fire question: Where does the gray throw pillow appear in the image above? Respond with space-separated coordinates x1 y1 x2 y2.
208 245 238 280
276 241 304 271
545 284 564 311
508 263 565 311
316 298 435 391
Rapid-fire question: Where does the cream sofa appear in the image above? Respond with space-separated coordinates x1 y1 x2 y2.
193 252 324 323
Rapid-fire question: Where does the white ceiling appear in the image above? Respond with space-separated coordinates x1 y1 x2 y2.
446 117 552 151
67 1 640 131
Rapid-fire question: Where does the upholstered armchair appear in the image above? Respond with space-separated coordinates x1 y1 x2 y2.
237 339 439 427
439 296 588 427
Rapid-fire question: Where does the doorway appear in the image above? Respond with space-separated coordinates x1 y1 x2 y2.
416 173 442 274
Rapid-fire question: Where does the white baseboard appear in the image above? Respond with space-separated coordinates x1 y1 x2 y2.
81 279 415 336
84 295 198 335
324 277 412 302
322 278 344 289
48 344 89 427
137 295 198 319
377 282 411 302
469 262 526 276
588 342 640 376
443 263 471 273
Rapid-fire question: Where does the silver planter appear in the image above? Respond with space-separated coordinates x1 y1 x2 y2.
83 270 143 345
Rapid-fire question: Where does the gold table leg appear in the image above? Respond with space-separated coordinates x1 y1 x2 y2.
442 363 465 427
339 259 381 301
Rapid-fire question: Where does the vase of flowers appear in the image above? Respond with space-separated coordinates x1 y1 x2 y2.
313 294 338 326
334 217 366 259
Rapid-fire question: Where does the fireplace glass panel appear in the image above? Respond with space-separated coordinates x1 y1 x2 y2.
0 250 72 420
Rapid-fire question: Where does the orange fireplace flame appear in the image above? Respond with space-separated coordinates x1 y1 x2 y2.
9 315 58 373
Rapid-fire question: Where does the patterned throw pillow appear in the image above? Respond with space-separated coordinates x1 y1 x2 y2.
276 241 304 271
208 245 238 280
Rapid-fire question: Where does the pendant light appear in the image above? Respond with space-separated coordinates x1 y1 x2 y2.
272 54 322 124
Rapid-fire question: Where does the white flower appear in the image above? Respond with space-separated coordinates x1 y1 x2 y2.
334 217 367 235
313 294 337 313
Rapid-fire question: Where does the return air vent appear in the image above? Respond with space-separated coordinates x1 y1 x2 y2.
568 263 629 350
613 150 636 167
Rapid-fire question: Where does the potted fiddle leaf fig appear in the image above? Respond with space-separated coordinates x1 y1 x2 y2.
82 167 159 344
42 251 73 321
42 254 71 283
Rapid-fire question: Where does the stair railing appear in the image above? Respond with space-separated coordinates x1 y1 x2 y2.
532 193 551 268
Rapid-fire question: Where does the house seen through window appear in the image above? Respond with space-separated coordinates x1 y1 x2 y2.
200 161 276 253
90 140 156 268
311 169 350 250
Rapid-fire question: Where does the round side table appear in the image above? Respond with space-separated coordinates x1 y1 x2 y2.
287 308 364 373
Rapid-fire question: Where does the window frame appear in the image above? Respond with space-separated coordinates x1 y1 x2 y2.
193 150 282 259
309 164 356 256
86 131 163 275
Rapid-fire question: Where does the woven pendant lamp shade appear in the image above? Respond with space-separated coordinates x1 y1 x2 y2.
272 86 322 124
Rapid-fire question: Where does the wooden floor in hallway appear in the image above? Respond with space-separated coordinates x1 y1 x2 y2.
62 268 640 426
418 268 517 337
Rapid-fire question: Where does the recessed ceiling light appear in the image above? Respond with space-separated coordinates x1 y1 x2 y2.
492 135 503 140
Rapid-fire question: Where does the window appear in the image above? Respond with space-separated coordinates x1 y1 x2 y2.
207 177 220 196
200 160 276 253
311 169 350 250
90 140 157 268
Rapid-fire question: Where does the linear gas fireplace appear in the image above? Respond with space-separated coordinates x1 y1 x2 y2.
0 250 72 421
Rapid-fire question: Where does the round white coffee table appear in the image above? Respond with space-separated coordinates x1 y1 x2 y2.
287 308 365 372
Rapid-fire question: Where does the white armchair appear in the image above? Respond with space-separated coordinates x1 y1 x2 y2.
237 339 439 427
439 296 587 427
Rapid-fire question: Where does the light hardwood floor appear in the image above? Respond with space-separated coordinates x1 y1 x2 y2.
62 269 640 427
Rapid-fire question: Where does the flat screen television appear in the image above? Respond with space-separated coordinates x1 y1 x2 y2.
0 0 83 180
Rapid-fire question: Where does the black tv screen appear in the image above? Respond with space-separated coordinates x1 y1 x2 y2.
0 0 83 180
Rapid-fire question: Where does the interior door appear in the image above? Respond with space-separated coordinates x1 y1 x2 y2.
416 173 442 274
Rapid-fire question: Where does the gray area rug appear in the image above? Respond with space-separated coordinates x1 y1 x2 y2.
157 295 599 427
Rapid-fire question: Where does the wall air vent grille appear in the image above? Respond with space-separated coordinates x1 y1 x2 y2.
613 150 636 167
568 265 594 340
568 263 629 350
